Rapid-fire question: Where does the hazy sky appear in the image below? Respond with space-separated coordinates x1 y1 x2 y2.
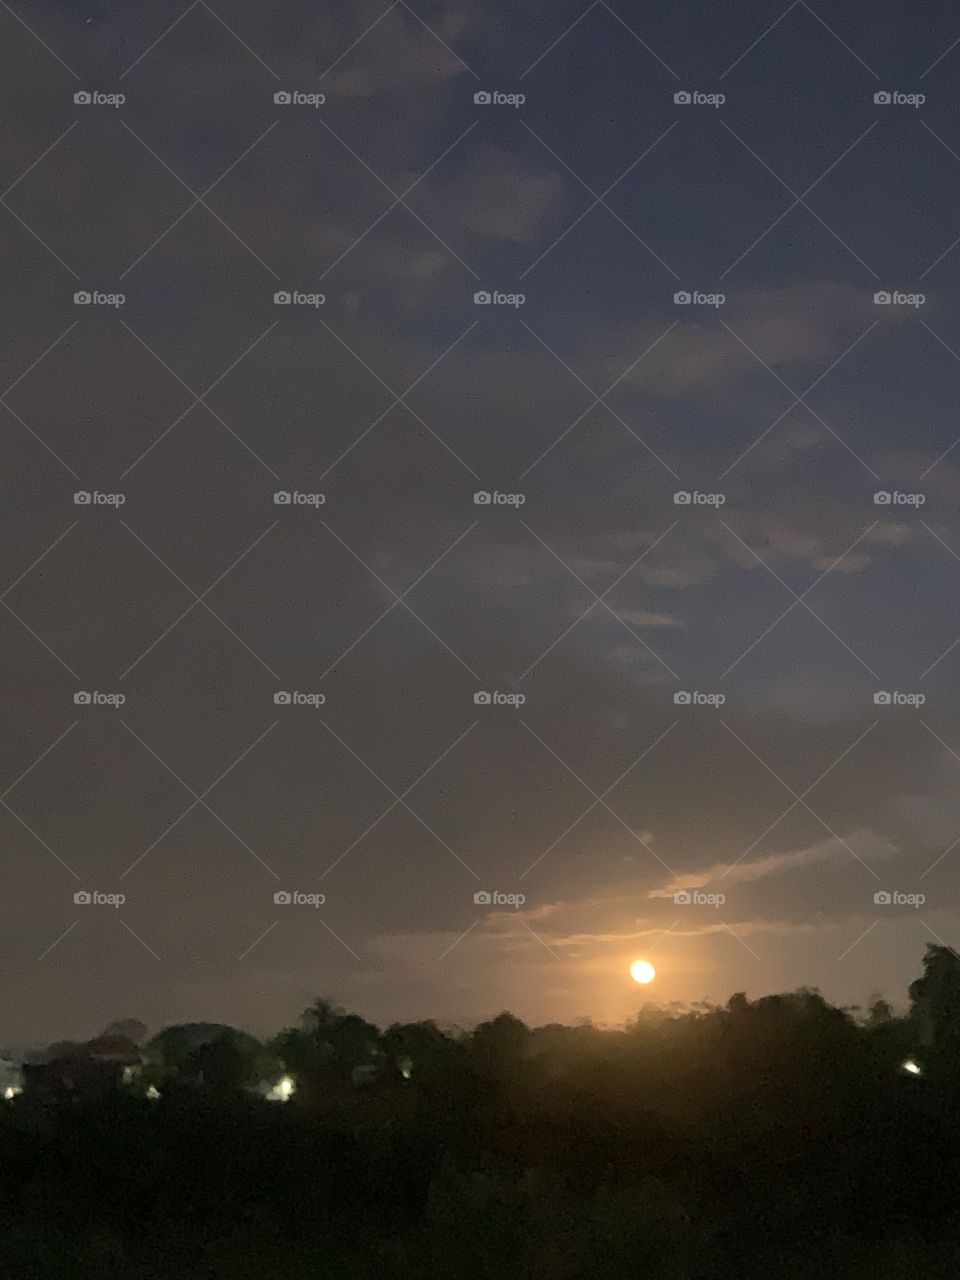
1 0 959 1045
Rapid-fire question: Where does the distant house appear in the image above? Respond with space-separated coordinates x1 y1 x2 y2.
22 1035 142 1097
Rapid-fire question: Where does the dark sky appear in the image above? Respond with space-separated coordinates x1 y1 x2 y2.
1 0 959 1046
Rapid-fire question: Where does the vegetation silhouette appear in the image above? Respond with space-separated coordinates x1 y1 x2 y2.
5 946 960 1277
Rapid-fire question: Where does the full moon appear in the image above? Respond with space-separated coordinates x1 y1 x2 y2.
630 960 656 985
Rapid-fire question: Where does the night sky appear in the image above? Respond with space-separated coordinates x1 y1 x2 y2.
1 0 959 1046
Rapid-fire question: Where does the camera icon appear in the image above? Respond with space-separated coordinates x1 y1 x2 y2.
74 291 91 305
874 291 891 305
673 291 691 304
474 91 491 105
273 491 292 504
473 290 491 305
474 890 492 904
274 91 292 105
673 890 692 904
873 491 891 504
274 890 292 904
673 691 691 705
474 691 492 705
74 691 91 705
474 491 492 504
874 890 892 904
274 691 292 705
274 290 291 305
874 691 892 705
73 490 91 505
874 91 891 105
74 890 91 904
673 491 691 504
74 91 91 105
674 91 691 105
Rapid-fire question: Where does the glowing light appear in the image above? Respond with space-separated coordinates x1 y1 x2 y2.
902 1058 922 1076
268 1075 296 1101
630 959 656 985
146 1085 161 1100
3 1086 21 1100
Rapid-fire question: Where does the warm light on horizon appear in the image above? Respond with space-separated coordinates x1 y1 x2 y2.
630 960 656 985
